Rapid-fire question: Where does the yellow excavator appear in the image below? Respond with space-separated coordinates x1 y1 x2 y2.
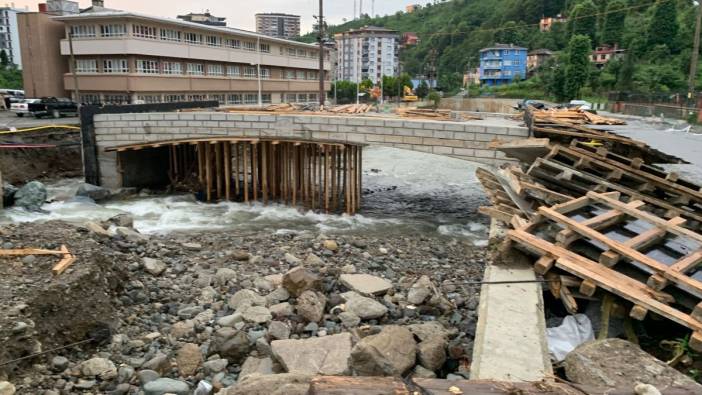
402 85 418 102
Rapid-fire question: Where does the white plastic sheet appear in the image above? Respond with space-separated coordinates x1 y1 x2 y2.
546 314 594 362
194 381 213 395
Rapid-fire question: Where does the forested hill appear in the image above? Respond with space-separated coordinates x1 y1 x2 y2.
302 0 701 96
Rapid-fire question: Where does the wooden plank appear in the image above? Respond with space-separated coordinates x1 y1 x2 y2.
534 255 555 275
262 142 269 205
224 142 231 201
234 143 240 197
215 142 222 199
51 246 75 276
243 143 249 203
669 250 702 274
601 217 688 268
555 201 644 246
205 142 212 202
252 142 259 202
0 248 69 256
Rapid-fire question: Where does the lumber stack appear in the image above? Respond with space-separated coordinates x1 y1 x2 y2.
396 108 482 121
477 107 702 351
327 103 373 114
531 106 626 125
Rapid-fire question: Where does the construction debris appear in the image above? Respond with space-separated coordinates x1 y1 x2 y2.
396 108 482 121
531 107 626 125
478 107 702 352
327 103 373 114
0 245 75 275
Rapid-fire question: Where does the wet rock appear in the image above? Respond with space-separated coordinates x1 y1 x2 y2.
142 258 166 276
3 183 17 207
115 226 147 242
339 274 392 296
0 382 15 395
271 333 352 375
80 357 117 380
417 336 447 371
282 267 321 297
269 302 295 318
241 306 272 324
143 378 190 395
407 275 433 305
229 289 266 310
268 321 291 340
108 213 134 227
220 373 312 395
76 183 111 202
212 328 251 362
203 358 228 374
564 339 702 389
350 325 416 376
51 356 69 372
176 343 203 376
239 356 275 381
14 181 47 211
343 292 388 320
296 290 326 323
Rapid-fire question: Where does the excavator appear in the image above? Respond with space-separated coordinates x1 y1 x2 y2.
401 86 418 102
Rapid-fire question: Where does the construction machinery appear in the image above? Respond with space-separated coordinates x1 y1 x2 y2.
402 86 418 102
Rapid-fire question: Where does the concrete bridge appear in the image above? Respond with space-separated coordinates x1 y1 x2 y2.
93 111 528 190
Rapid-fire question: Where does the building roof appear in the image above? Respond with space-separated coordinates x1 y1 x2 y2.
52 10 320 49
255 13 301 18
480 44 527 52
528 49 553 56
335 25 400 37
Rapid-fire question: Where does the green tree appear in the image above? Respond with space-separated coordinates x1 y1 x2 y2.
569 1 598 45
616 53 635 91
329 80 358 104
564 34 592 99
601 0 626 45
382 75 398 97
0 50 8 68
427 91 441 108
416 80 429 98
648 1 678 49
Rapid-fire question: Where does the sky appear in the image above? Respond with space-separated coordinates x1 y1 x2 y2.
11 0 434 34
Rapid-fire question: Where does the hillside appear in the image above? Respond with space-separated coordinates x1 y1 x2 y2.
304 0 701 98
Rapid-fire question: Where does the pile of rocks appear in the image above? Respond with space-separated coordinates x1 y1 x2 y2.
0 219 484 394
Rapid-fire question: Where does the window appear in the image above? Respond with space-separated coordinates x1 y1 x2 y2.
184 32 203 44
308 93 318 102
227 94 242 104
100 24 126 37
308 50 317 58
243 41 256 51
162 61 183 75
188 94 207 101
206 35 222 47
160 29 181 42
259 43 270 53
70 25 96 38
297 93 308 102
227 65 240 77
210 94 225 103
103 94 129 104
307 71 317 80
207 64 224 76
244 93 258 104
136 59 159 74
285 70 295 79
137 95 161 104
285 93 296 103
132 25 157 39
187 63 204 75
75 59 97 73
225 39 241 49
260 68 270 79
261 94 272 104
165 94 186 102
103 59 128 73
80 94 101 104
244 66 257 78
287 47 296 57
296 70 305 80
297 48 306 57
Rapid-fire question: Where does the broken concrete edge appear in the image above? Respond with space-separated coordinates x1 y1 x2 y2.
470 218 552 382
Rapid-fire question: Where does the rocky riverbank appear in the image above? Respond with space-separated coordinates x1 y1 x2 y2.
0 218 487 394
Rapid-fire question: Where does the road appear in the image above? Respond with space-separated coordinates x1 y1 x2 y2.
0 109 79 130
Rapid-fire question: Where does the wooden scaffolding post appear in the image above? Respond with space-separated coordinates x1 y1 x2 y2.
252 142 259 201
234 142 240 197
324 145 330 213
293 144 298 207
215 142 222 199
205 142 212 202
197 142 205 182
356 146 362 211
224 142 231 201
262 141 269 205
243 142 249 204
344 146 350 215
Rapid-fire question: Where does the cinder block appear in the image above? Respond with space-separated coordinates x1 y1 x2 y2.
364 119 385 127
114 121 129 127
402 136 423 145
346 134 366 143
235 122 252 129
164 113 180 120
178 113 196 120
508 127 529 136
392 143 413 150
312 131 330 140
383 135 403 144
475 149 496 158
433 130 454 139
384 120 405 128
453 148 475 157
365 134 384 143
156 121 173 127
194 113 212 121
224 113 244 121
148 113 164 121
453 131 475 141
411 145 432 153
423 122 445 131
464 125 487 133
320 124 338 133
485 126 509 135
464 140 487 149
211 113 227 121
393 128 414 136
476 133 498 142
171 121 187 127
243 115 260 122
328 132 347 141
443 123 466 132
120 114 136 121
413 129 433 138
258 115 277 122
338 125 356 133
187 121 204 127
432 146 453 155
204 121 219 128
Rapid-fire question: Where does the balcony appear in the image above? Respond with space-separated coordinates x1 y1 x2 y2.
482 62 502 70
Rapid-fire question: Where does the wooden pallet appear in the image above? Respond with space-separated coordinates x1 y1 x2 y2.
507 192 702 350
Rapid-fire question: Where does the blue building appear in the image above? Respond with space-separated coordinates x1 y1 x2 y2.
479 44 528 86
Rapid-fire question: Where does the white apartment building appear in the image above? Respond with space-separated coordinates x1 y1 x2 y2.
0 6 25 68
255 13 300 40
335 26 399 84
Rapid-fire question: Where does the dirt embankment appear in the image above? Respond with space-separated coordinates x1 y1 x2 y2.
0 128 83 185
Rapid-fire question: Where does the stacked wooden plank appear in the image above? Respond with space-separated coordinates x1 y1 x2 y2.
531 107 627 125
396 107 482 121
327 104 373 114
478 108 702 351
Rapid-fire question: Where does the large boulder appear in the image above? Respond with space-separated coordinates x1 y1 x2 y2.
76 183 111 202
14 181 47 211
220 373 312 395
339 274 392 296
564 338 702 389
271 333 352 375
282 267 321 297
349 325 416 376
342 292 388 320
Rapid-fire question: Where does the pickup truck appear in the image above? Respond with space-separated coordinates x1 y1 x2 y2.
27 97 78 118
10 98 40 117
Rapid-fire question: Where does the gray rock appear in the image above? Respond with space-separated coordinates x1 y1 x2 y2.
141 353 170 374
271 333 352 375
143 378 190 395
170 320 195 339
407 275 433 305
14 181 47 211
84 221 110 238
80 357 117 380
108 213 134 227
51 356 69 372
137 369 160 385
338 311 361 328
176 343 202 376
142 257 166 276
408 321 452 342
417 336 447 371
203 358 228 374
284 253 301 264
76 183 111 201
212 328 251 362
241 306 272 324
343 292 388 320
304 253 324 266
268 321 291 340
282 267 321 297
74 379 96 389
296 290 326 323
564 338 702 389
215 268 238 285
0 381 15 395
217 313 243 327
413 365 437 378
266 287 291 304
350 325 416 376
117 365 135 383
254 277 274 292
229 289 266 310
269 302 295 318
220 373 312 395
340 273 393 296
238 356 275 381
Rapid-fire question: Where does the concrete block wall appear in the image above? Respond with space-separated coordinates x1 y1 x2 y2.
94 112 528 188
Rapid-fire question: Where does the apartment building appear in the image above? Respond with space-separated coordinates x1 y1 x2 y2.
479 44 527 87
18 6 330 105
0 6 26 68
335 26 399 84
255 13 300 40
177 12 226 27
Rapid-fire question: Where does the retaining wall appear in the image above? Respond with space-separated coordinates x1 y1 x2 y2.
93 112 529 188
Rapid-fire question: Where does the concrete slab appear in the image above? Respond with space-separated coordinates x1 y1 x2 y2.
471 247 552 381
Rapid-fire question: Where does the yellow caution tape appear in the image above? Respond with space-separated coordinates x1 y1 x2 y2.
0 124 80 135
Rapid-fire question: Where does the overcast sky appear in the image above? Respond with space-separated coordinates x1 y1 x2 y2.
11 0 434 33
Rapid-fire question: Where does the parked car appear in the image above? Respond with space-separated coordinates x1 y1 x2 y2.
10 98 41 117
28 97 78 118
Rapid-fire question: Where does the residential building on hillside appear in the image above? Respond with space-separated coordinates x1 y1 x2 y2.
255 13 300 40
527 49 553 72
463 68 480 87
479 44 527 86
335 26 399 84
0 6 26 69
539 15 567 32
18 4 330 105
401 32 418 47
590 44 625 68
177 12 226 27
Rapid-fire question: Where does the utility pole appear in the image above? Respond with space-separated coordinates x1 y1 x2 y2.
689 3 702 106
318 0 325 107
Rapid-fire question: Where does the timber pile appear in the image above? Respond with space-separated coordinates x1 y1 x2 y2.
396 108 482 121
218 103 316 112
478 107 702 351
327 103 373 113
531 107 627 125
